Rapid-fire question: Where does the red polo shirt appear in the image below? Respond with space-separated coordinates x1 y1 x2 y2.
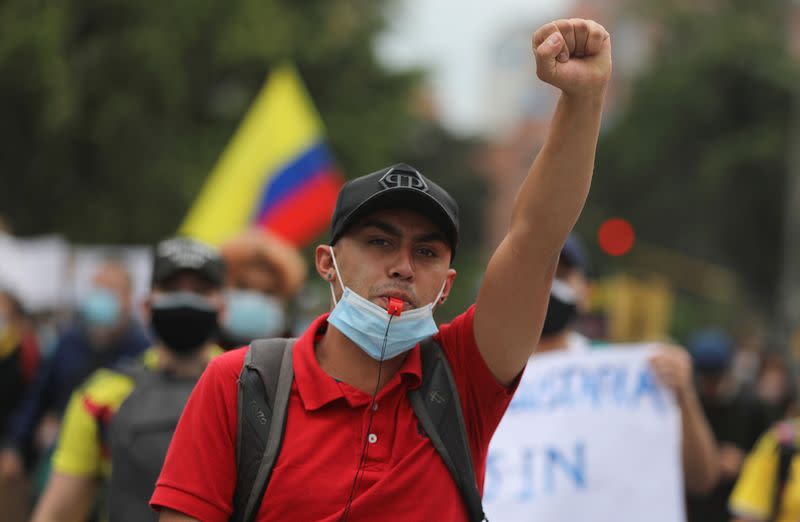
151 305 516 521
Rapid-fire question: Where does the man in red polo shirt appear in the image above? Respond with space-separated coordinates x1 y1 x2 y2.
152 18 612 522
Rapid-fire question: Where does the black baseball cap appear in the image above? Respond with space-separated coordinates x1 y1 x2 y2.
329 163 460 257
560 234 589 274
151 237 225 288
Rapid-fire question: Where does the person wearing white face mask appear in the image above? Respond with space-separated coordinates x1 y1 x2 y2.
218 230 307 349
153 18 614 522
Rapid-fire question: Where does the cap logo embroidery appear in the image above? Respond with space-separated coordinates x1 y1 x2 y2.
379 168 428 192
157 239 215 269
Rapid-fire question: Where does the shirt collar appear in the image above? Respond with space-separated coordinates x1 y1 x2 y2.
293 313 423 411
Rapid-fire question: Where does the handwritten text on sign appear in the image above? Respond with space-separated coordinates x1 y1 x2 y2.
483 345 685 522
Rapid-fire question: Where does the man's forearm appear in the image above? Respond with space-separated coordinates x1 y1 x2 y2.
679 389 719 494
508 91 605 258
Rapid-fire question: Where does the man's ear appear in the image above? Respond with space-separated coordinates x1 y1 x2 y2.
315 244 336 283
438 268 458 305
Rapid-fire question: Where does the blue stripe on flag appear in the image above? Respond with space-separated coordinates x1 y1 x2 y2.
253 141 334 220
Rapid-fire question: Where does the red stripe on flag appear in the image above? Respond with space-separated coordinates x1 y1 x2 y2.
257 168 343 246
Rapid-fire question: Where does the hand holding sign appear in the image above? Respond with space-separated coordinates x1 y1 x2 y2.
648 345 694 399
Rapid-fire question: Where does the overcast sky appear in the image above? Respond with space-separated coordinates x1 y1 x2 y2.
376 0 572 135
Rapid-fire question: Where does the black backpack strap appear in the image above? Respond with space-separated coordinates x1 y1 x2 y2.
771 422 797 522
231 338 295 522
408 338 487 522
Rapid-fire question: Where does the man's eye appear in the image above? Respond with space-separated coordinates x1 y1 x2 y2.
417 248 436 258
368 238 390 247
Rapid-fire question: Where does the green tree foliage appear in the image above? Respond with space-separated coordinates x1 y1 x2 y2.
0 0 426 243
583 0 796 313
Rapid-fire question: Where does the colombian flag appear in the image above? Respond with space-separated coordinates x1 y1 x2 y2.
180 65 343 247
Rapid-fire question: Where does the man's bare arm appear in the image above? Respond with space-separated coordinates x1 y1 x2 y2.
475 19 612 384
30 471 97 522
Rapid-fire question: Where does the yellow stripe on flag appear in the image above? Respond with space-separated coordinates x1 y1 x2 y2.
180 64 324 245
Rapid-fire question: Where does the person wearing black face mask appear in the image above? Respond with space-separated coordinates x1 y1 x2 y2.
31 237 226 522
538 234 590 353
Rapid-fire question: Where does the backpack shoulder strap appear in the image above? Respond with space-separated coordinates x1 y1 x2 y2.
771 421 798 522
231 338 295 522
408 338 487 522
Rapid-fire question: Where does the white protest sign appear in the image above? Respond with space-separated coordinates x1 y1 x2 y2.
0 233 71 311
484 345 684 522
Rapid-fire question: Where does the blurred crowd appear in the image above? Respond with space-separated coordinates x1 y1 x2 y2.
0 229 311 521
0 227 797 522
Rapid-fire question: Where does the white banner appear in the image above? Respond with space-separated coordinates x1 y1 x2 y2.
0 233 153 314
0 233 71 311
484 345 685 522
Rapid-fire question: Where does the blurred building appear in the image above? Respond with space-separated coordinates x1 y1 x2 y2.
479 0 653 250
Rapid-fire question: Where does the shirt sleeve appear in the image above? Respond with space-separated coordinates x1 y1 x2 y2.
51 390 102 478
729 429 779 521
149 350 244 522
434 305 519 492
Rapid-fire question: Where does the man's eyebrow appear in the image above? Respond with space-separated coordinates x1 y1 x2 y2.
360 219 446 245
360 219 402 238
413 231 447 244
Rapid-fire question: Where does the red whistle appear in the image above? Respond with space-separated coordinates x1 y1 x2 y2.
387 297 404 317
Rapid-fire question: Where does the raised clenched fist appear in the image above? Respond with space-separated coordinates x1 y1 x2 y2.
532 19 612 98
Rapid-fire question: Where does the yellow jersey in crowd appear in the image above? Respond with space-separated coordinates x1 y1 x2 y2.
730 419 800 522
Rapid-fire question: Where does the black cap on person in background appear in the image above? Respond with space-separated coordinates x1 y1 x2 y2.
151 237 225 288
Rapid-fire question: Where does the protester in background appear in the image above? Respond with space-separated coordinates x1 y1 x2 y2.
31 237 225 522
729 417 800 521
729 333 763 394
0 261 150 487
755 353 793 424
490 236 718 520
685 329 772 522
218 229 307 347
0 290 41 522
535 234 592 353
0 290 40 432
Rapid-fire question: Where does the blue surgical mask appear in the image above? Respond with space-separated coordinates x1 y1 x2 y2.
224 290 285 341
326 247 446 361
81 289 121 328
